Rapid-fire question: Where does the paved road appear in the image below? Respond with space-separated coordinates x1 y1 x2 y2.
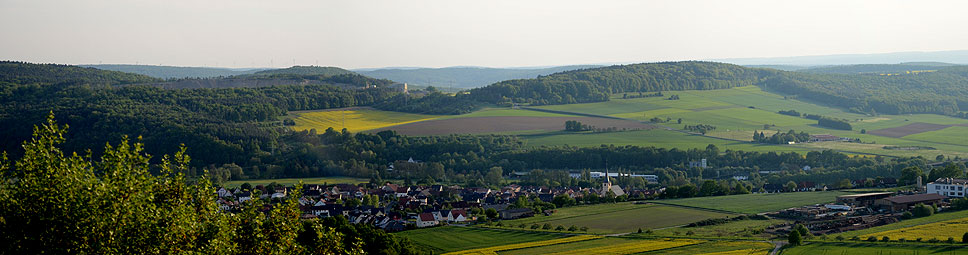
769 241 788 255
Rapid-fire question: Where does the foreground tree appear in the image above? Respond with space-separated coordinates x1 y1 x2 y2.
0 114 411 254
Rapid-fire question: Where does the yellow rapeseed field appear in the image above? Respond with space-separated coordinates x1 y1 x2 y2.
862 216 968 241
289 108 438 133
443 235 602 255
545 238 703 255
695 241 773 255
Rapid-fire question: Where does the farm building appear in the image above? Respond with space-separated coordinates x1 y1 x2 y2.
500 208 534 220
927 178 967 198
874 193 945 212
836 192 893 207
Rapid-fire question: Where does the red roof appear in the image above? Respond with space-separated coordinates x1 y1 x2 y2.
451 209 468 218
418 212 436 221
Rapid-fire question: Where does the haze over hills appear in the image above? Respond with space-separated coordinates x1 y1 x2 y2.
715 50 968 66
356 65 602 89
81 64 271 79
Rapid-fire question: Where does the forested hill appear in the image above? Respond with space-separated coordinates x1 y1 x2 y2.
250 65 355 76
467 61 763 105
1 61 161 87
357 65 602 89
384 61 968 116
81 64 267 79
759 66 968 115
147 73 394 89
798 62 962 75
0 61 399 170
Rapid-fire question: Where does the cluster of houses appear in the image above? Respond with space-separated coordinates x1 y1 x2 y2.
212 177 658 231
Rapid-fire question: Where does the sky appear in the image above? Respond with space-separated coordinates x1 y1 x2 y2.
2 0 967 69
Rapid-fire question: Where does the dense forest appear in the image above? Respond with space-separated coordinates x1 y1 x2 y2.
467 61 762 106
0 61 398 170
758 67 968 115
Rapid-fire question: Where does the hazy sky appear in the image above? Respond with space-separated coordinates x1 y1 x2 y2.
2 0 967 69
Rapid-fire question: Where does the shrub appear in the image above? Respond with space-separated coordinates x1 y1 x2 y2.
867 236 878 242
835 236 845 241
542 223 552 230
901 211 913 219
881 236 890 242
947 237 956 244
531 224 539 229
555 225 564 231
580 226 589 232
568 225 578 232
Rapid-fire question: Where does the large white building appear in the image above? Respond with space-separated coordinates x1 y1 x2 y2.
927 178 967 198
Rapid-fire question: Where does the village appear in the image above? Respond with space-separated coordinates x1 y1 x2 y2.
213 169 968 235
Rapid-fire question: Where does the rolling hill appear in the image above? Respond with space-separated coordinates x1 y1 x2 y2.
81 64 268 79
356 65 601 88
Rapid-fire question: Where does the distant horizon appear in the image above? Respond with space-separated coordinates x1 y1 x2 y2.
34 49 967 70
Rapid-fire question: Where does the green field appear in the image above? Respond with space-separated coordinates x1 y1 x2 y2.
523 86 968 158
838 209 968 238
653 191 854 214
497 203 733 234
523 129 811 153
394 226 565 253
285 86 968 158
500 237 773 255
781 243 968 255
222 176 375 188
649 218 790 239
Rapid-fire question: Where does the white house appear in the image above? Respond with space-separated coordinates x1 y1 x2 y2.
927 178 967 198
416 213 438 228
217 187 233 198
448 209 469 222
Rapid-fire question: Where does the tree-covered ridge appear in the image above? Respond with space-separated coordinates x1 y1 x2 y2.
252 65 355 76
0 115 416 254
0 61 161 87
798 62 960 75
0 62 400 169
467 61 762 105
759 66 968 115
148 73 395 89
81 64 268 79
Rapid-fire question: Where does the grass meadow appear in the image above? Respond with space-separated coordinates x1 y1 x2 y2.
652 191 854 214
495 203 733 234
